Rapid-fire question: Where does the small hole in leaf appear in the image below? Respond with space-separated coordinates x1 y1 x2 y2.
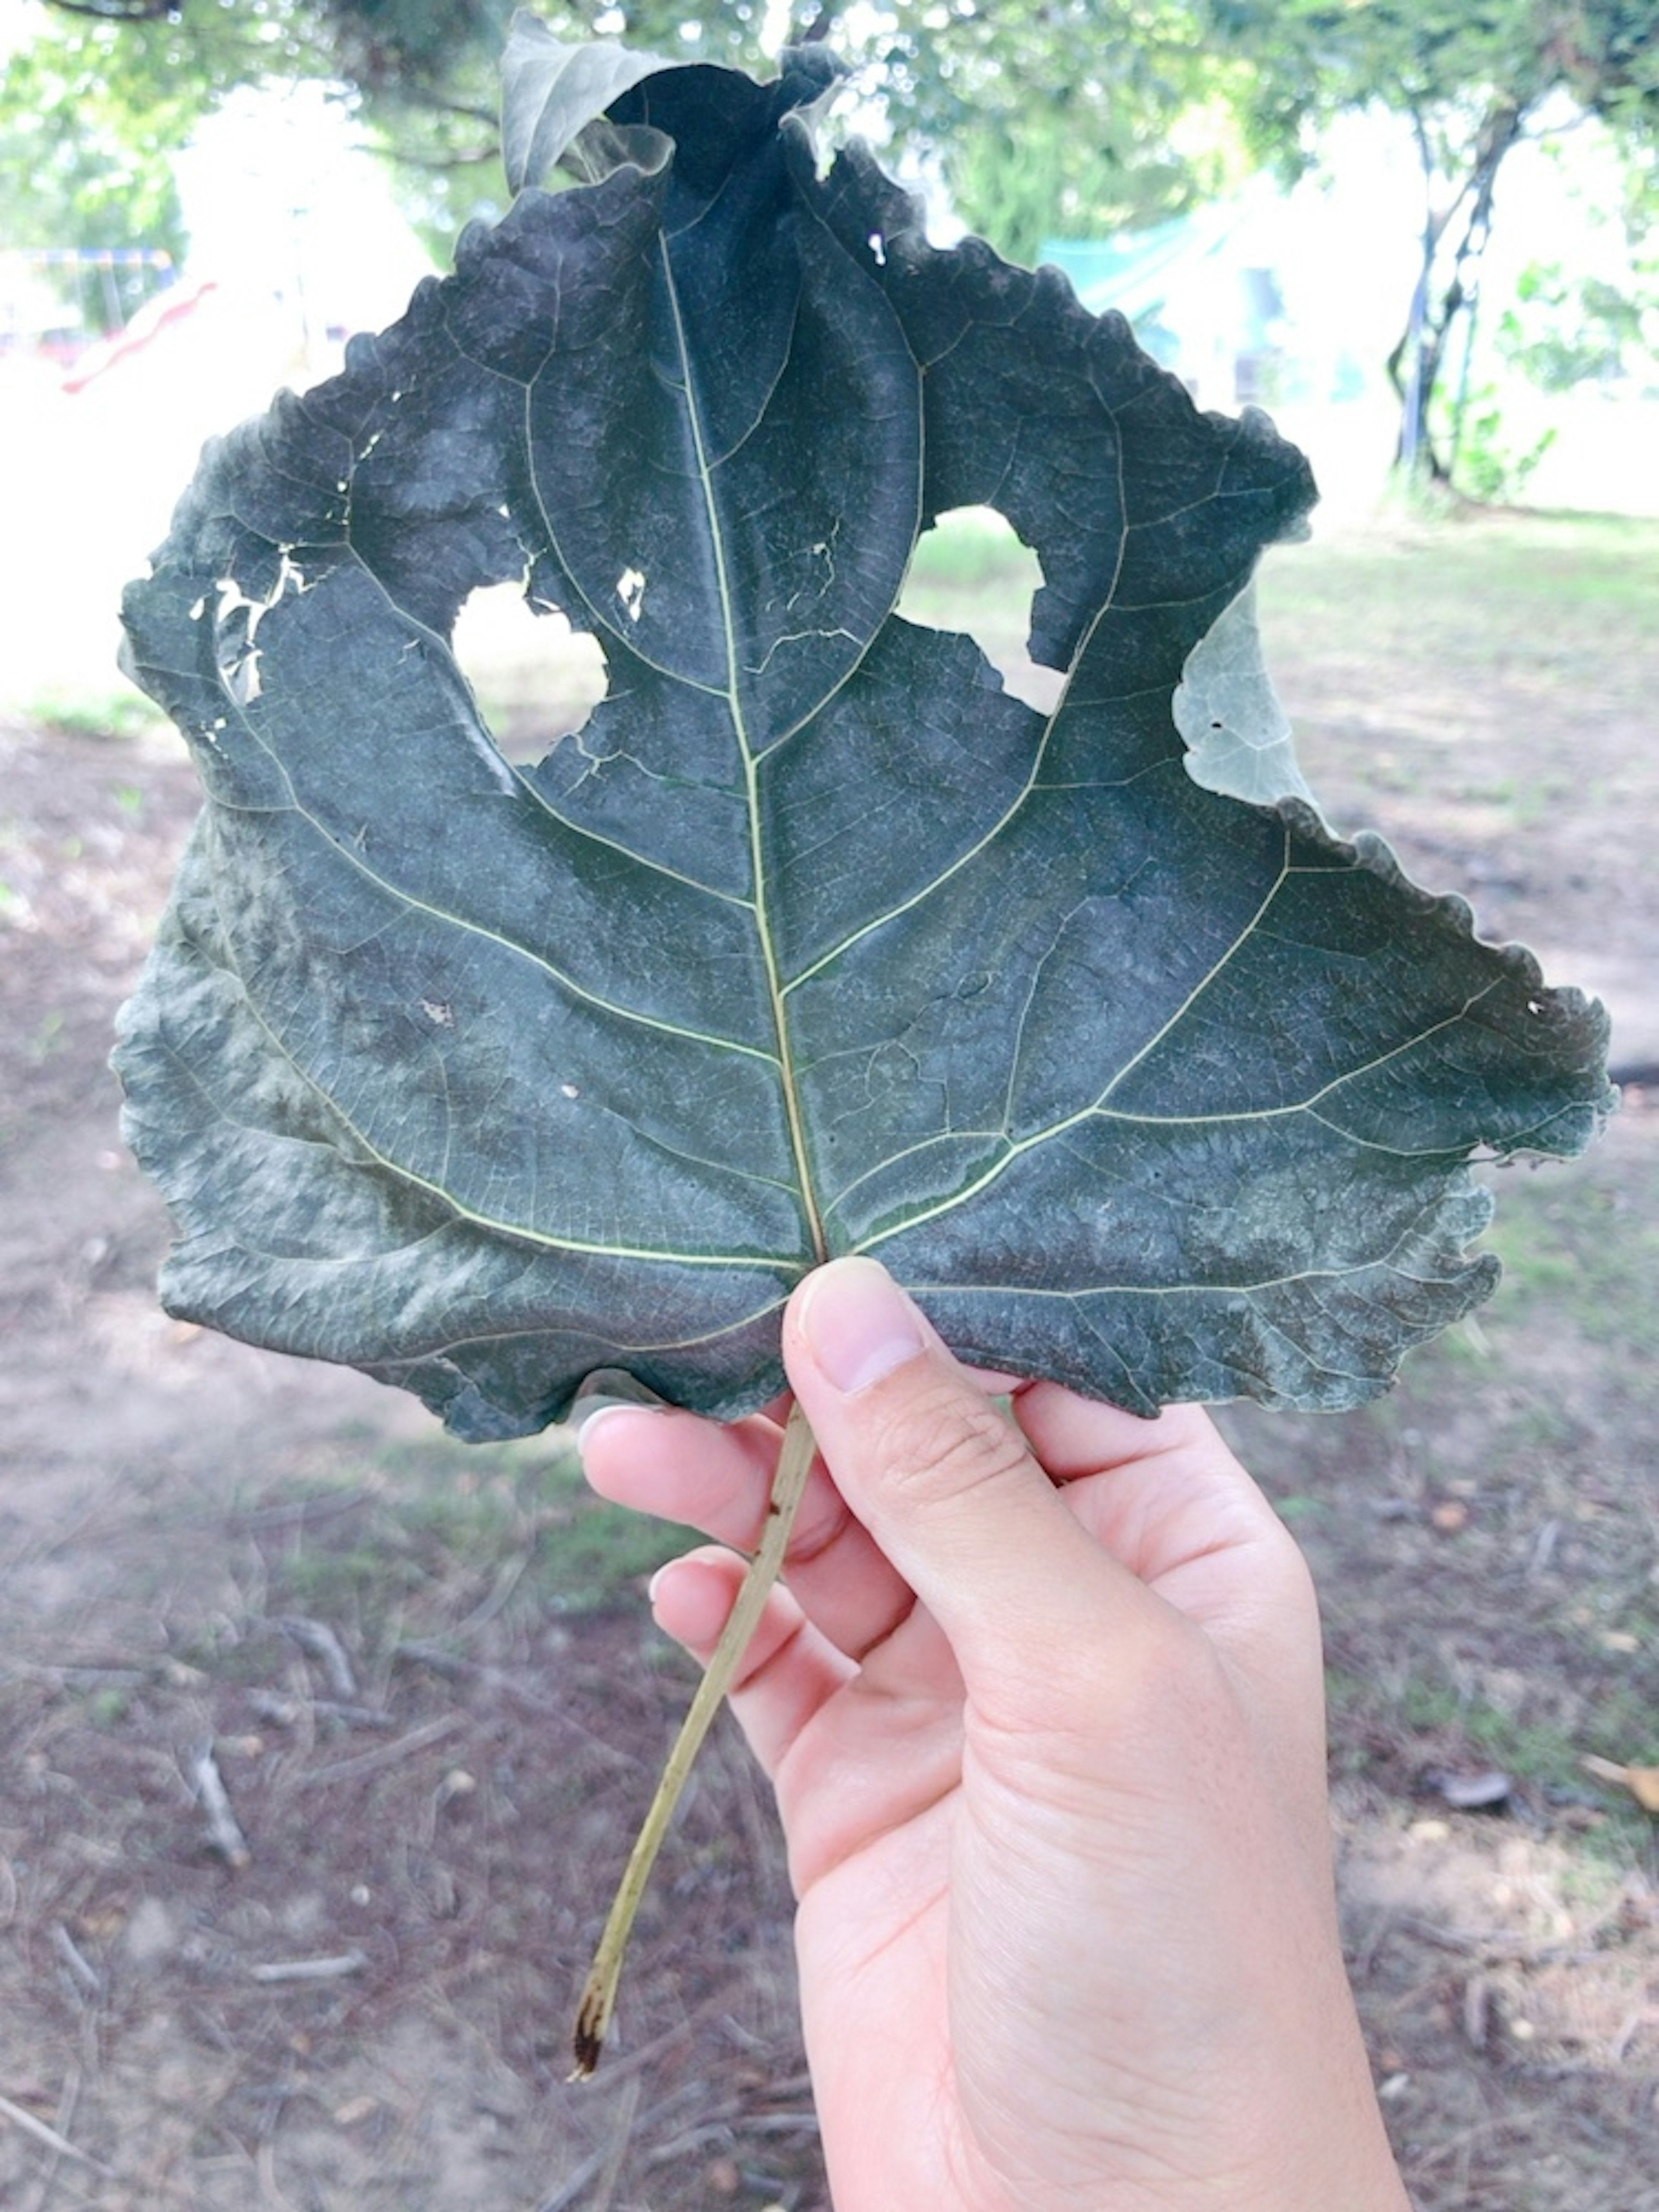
451 581 610 766
868 232 887 266
895 507 1062 714
617 567 647 623
211 578 270 702
226 647 262 704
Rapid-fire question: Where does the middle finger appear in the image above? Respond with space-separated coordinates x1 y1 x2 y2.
580 1404 917 1662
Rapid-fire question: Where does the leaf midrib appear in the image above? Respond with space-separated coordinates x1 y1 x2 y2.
658 232 829 1264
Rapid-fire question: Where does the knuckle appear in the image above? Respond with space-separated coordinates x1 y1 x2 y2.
869 1376 1035 1504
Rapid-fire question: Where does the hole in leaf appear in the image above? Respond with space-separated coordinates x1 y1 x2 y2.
211 577 271 703
450 581 611 765
224 646 262 704
895 507 1062 714
617 566 647 623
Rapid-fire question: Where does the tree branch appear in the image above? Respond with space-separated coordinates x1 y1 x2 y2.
42 0 176 16
383 143 501 171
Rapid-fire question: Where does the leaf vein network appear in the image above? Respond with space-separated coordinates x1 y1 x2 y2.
780 509 1135 995
207 590 775 1064
658 232 832 1261
193 885 781 1270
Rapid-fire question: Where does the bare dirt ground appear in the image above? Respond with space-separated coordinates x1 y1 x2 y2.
2 505 1658 2209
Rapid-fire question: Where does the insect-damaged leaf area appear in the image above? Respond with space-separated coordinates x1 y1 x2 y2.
115 47 1611 1441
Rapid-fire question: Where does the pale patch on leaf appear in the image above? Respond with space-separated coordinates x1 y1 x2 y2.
1175 583 1316 812
499 16 671 191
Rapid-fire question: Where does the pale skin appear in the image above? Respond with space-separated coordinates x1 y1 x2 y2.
581 1255 1413 2212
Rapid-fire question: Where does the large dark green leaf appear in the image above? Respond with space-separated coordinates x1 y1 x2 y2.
114 41 1611 1440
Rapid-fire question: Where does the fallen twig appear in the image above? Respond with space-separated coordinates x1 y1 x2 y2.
190 1742 252 1869
0 2088 116 2177
277 1616 358 1700
454 1546 535 1637
1461 1973 1491 2054
249 1690 397 1732
6 1657 205 1692
16 2064 83 2212
248 1950 369 1984
643 2110 820 2163
1609 2002 1659 2063
293 1711 468 1788
1525 1517 1561 1577
50 1921 102 1998
1392 1908 1616 1966
10 1662 148 1689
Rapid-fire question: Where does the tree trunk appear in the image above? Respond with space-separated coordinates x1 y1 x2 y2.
1388 100 1526 486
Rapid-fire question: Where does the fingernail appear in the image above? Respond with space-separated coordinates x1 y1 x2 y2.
798 1257 926 1394
569 1368 669 1434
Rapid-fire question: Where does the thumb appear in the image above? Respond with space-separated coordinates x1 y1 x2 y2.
782 1257 1134 1691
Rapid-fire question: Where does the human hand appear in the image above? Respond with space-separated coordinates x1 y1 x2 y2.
580 1256 1410 2212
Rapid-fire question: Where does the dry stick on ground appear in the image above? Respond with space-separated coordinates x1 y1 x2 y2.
248 1951 369 1985
189 1742 252 1869
10 1662 150 1691
248 1690 397 1731
276 1616 358 1700
291 1711 469 1789
0 2089 116 2180
1395 1904 1632 1965
16 2064 84 2212
1608 2003 1659 2063
572 1401 817 2078
644 2109 822 2163
453 1545 537 1637
49 1922 101 1999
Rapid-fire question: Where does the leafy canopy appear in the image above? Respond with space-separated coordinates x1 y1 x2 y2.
18 0 1250 282
114 30 1611 1440
1200 0 1659 478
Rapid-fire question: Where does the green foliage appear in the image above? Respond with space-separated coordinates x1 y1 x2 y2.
1206 0 1659 163
3 1 338 325
17 0 1243 318
1450 388 1557 504
1500 261 1659 394
860 0 1247 267
21 0 1659 434
25 685 167 741
1199 0 1659 483
18 0 784 266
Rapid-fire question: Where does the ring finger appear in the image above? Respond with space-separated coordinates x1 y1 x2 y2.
580 1405 917 1661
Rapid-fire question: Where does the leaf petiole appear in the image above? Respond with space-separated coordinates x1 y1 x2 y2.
571 1396 818 2077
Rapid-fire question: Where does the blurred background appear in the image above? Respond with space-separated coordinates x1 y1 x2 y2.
2 0 1658 721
